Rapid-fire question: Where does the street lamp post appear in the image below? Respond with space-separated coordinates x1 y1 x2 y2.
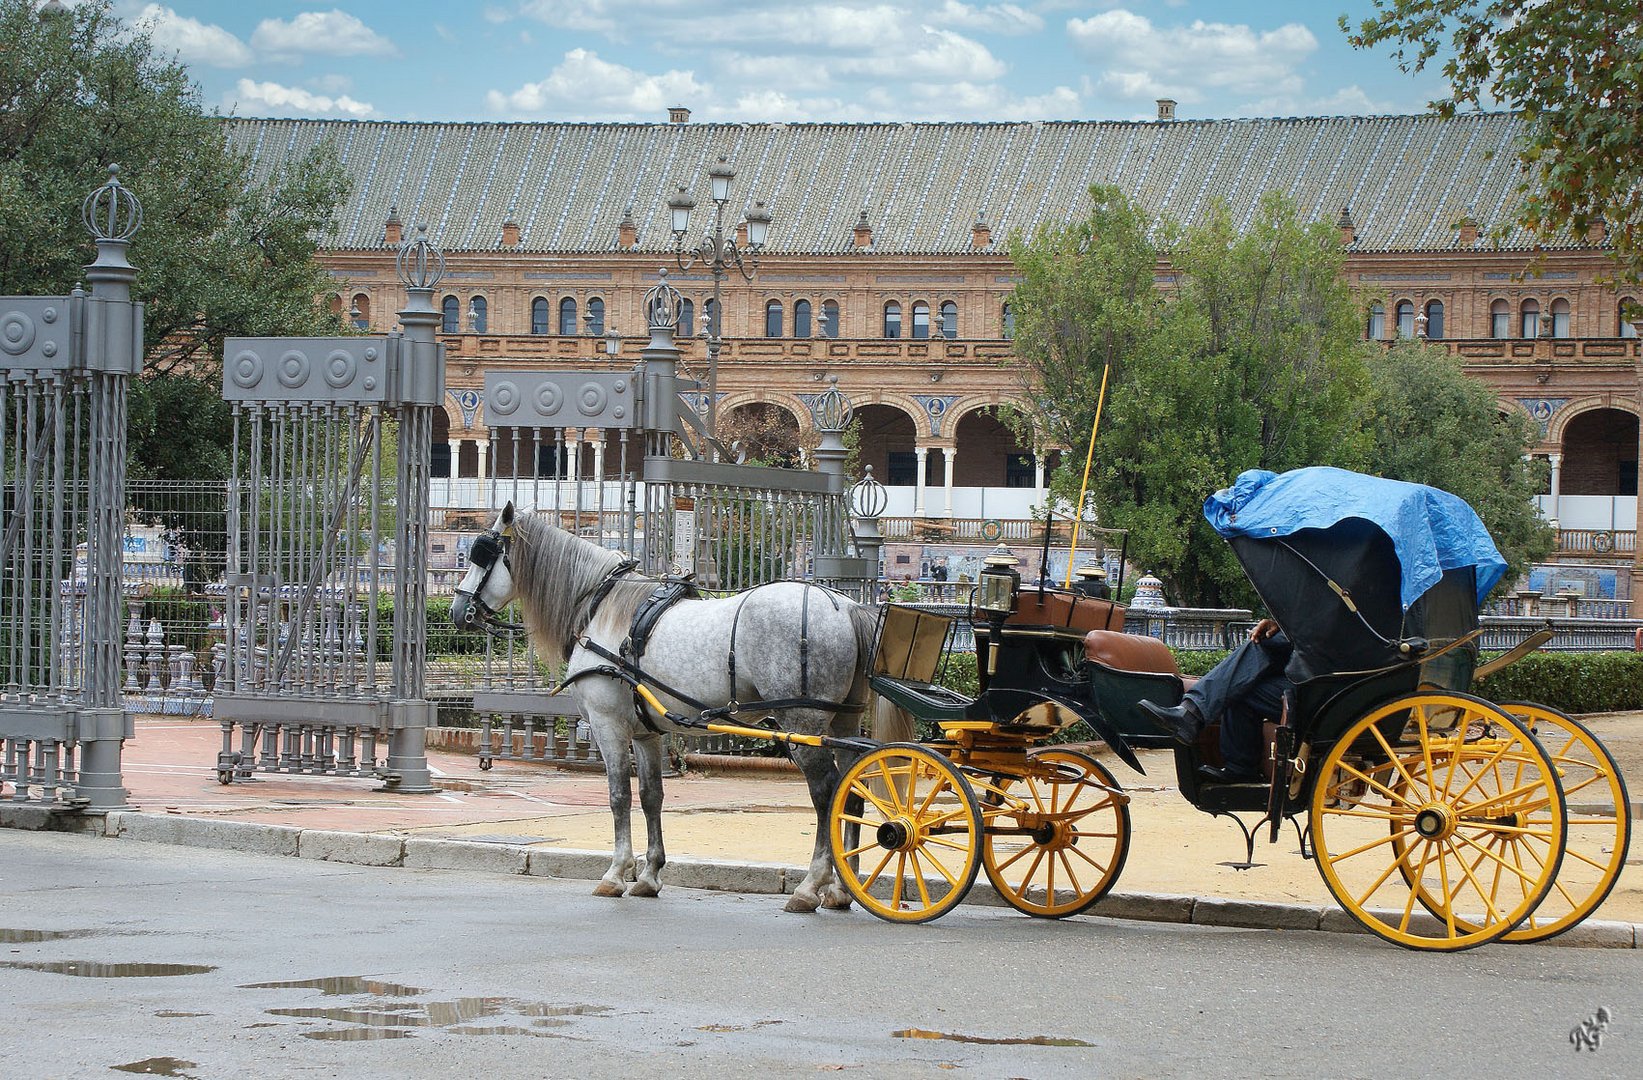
668 156 772 456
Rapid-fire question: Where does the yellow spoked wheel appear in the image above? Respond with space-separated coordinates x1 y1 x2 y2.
829 743 982 924
1310 692 1566 952
1456 703 1628 943
978 748 1131 918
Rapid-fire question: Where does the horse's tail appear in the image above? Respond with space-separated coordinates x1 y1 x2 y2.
846 601 918 744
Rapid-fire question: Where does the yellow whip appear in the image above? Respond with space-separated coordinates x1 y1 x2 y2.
1062 362 1111 588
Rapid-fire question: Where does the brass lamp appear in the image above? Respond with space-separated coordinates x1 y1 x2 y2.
977 545 1020 675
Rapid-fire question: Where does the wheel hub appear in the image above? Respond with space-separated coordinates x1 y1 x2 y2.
877 817 915 851
1413 803 1455 840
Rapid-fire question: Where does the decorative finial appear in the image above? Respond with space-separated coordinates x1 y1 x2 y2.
644 268 683 333
82 164 142 242
395 223 446 290
813 374 852 433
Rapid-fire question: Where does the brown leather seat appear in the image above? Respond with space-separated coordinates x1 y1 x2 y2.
1082 629 1180 676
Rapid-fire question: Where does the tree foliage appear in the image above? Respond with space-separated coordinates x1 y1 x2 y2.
1011 189 1373 608
1343 1 1643 281
0 0 352 482
1364 341 1554 583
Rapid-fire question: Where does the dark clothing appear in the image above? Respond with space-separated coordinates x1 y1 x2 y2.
1183 631 1292 776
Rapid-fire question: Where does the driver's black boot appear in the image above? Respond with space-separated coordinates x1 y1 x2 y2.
1137 698 1203 745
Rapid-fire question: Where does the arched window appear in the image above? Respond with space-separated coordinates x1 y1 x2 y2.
1521 298 1541 339
468 295 488 333
939 300 957 339
793 299 812 338
586 297 605 335
327 293 343 316
1423 300 1444 340
1395 300 1415 338
883 301 902 339
911 301 930 339
1002 302 1015 339
1550 297 1571 338
679 299 694 337
441 295 460 334
703 298 719 338
1620 299 1639 338
1366 302 1385 339
531 297 549 335
820 300 839 339
559 297 578 336
1490 298 1510 338
351 293 371 330
765 299 783 338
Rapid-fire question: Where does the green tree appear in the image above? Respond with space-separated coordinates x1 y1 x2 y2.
1343 1 1643 281
1365 341 1554 588
0 0 351 475
1012 191 1373 609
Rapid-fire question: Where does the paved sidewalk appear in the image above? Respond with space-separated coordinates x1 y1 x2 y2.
12 715 1643 947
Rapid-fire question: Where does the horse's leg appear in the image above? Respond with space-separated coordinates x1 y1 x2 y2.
588 713 637 898
785 740 851 913
627 734 667 897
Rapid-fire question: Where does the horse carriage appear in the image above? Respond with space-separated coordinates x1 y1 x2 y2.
452 467 1629 952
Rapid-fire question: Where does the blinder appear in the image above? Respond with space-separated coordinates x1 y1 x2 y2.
455 527 524 635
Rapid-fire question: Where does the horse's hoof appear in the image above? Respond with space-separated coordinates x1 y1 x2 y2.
821 888 853 911
592 880 626 898
626 880 660 898
784 893 820 914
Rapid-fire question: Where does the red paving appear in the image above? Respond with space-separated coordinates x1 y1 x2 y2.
119 717 816 842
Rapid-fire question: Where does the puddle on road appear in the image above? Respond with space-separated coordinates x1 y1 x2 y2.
110 1057 198 1076
893 1028 1093 1047
302 1027 416 1041
0 928 103 943
239 975 426 997
0 961 214 978
246 976 613 1042
698 1020 785 1033
154 1011 210 1018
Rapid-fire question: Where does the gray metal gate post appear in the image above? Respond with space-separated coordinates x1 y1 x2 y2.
215 226 443 792
0 167 144 812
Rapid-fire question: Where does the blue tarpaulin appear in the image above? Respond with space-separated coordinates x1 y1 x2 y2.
1202 467 1508 609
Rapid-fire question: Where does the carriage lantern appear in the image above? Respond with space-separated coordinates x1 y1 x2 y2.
977 545 1020 675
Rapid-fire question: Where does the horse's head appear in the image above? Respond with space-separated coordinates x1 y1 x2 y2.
452 502 521 634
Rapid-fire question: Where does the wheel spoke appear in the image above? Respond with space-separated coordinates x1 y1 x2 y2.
1450 829 1544 888
1395 842 1435 932
859 847 895 890
1336 758 1420 809
908 851 934 906
1447 736 1519 804
1442 837 1504 925
854 782 897 820
1324 818 1415 864
1368 722 1425 797
1055 849 1085 895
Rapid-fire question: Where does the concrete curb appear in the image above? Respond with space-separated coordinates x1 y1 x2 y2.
56 812 1640 949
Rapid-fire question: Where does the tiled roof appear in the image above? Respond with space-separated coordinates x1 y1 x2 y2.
226 113 1566 255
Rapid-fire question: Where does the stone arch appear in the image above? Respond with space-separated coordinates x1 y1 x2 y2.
1558 404 1640 497
1544 395 1642 447
432 404 453 478
854 402 927 486
719 395 806 467
950 400 1036 487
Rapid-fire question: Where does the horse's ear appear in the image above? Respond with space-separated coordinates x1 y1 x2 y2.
500 501 515 536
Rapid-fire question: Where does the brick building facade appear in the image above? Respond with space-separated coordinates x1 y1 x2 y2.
230 111 1643 597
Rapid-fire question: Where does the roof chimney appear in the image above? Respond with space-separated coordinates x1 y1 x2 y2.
1337 206 1356 247
1458 214 1478 246
668 105 691 124
619 207 637 249
854 209 873 250
1156 99 1176 122
971 211 991 249
1587 216 1607 244
501 212 520 247
384 205 403 247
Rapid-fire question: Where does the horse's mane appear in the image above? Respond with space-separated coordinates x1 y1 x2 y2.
508 512 656 660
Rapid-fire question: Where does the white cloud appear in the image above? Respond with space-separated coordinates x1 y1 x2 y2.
249 10 398 59
1067 9 1318 105
840 27 1006 82
230 78 376 118
128 4 251 67
936 1 1042 34
484 48 706 121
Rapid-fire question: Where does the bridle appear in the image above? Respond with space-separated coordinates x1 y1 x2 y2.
455 527 524 636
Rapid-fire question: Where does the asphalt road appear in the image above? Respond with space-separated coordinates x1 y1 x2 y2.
1 831 1636 1079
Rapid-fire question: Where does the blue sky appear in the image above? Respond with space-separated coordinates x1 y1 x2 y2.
89 1 1452 123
